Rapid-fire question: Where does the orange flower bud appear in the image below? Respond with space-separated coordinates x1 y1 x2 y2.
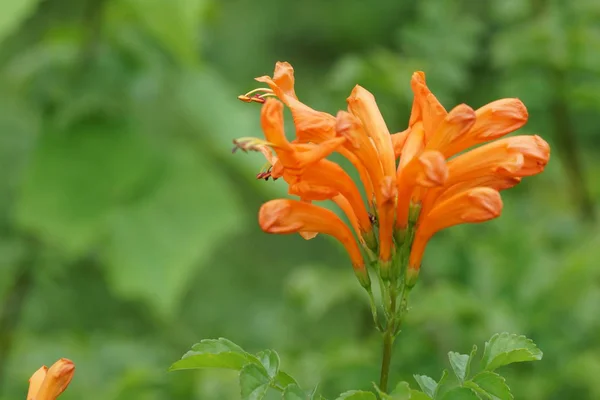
28 358 75 400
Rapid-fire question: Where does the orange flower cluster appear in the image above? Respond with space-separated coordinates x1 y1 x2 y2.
27 358 74 400
236 62 550 288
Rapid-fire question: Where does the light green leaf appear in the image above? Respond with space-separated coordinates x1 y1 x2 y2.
440 387 480 400
169 338 257 371
413 375 437 398
257 349 280 379
449 352 470 383
276 371 299 388
471 371 513 400
283 384 306 400
103 144 243 316
0 0 41 44
240 363 271 400
481 333 543 371
122 0 207 65
16 126 158 256
410 390 433 400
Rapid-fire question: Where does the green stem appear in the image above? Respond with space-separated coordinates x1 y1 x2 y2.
379 284 397 392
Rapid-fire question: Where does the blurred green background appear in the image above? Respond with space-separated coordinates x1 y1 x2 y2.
0 0 599 398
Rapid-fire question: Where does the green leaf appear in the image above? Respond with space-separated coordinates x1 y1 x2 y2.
374 381 411 400
103 144 243 316
283 384 307 400
410 390 433 400
440 387 480 400
471 371 513 400
169 338 257 371
413 375 437 398
434 370 451 398
481 333 543 371
276 371 299 388
335 391 376 399
240 363 271 400
257 349 280 379
449 352 470 383
465 345 477 380
0 0 41 45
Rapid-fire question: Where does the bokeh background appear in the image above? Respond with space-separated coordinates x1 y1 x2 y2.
1 0 599 399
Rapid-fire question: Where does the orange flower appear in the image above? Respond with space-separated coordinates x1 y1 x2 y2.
399 72 550 285
27 358 75 400
242 62 377 206
236 61 550 290
259 199 370 287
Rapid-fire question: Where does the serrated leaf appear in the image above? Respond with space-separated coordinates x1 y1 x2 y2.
257 349 280 378
276 371 299 388
471 372 513 400
410 390 433 400
240 363 271 400
283 384 307 400
413 375 437 398
449 352 470 383
440 387 480 400
335 390 377 399
169 338 257 371
481 333 543 371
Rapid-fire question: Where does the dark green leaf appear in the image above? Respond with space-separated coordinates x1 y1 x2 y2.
481 333 543 371
257 349 280 378
449 352 470 383
440 387 480 400
335 391 377 399
169 338 257 371
413 375 437 398
283 384 307 400
240 363 271 400
471 371 513 400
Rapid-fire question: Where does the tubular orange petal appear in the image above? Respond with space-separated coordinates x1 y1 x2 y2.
398 122 425 170
409 71 447 140
28 366 48 400
347 85 396 179
391 128 410 158
444 135 551 189
260 99 345 174
286 159 372 235
34 358 75 400
409 188 503 271
259 199 368 283
396 150 447 229
426 104 476 156
442 98 529 157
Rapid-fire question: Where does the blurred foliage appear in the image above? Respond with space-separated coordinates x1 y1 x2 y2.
0 0 599 399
